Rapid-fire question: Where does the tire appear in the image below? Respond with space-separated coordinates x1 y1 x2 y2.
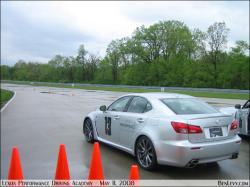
135 136 157 170
83 118 94 143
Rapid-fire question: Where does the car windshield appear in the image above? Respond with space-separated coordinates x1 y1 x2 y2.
242 100 250 109
161 98 218 115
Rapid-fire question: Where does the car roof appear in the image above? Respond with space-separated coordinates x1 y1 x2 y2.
125 92 195 100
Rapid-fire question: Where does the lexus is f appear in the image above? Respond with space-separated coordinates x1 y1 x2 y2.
83 93 241 170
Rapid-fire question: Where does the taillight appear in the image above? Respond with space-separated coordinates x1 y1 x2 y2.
171 122 202 134
188 125 203 133
230 120 238 130
171 122 188 133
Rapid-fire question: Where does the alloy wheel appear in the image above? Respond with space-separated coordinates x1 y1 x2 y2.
136 136 156 169
84 119 94 142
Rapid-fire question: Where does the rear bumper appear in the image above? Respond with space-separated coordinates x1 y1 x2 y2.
155 135 241 167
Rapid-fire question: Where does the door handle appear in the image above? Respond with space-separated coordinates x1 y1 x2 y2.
137 118 144 123
114 115 120 120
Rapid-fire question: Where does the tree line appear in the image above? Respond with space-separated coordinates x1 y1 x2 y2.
1 20 249 89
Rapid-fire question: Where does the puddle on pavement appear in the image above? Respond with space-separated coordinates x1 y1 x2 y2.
40 91 76 96
40 91 56 94
84 90 98 92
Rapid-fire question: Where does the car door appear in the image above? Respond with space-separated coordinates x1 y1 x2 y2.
239 100 250 135
119 96 152 149
95 96 132 143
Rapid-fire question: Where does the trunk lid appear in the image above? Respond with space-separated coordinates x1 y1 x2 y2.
181 113 235 143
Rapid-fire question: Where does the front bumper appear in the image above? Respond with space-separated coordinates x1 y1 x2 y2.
155 135 241 167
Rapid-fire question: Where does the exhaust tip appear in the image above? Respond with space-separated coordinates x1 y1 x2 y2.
231 153 238 159
186 159 199 168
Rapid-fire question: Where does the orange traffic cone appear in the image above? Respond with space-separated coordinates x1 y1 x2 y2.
55 144 70 180
88 142 104 180
8 146 24 180
129 165 140 180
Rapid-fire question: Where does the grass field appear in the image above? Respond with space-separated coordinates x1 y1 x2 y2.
2 81 249 100
1 89 14 108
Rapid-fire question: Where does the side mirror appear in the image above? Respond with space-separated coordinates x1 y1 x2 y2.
100 105 107 112
235 104 241 109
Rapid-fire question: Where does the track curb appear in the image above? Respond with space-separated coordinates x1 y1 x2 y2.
1 90 16 113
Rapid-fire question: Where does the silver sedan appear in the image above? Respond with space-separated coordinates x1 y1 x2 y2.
83 93 241 170
235 100 250 136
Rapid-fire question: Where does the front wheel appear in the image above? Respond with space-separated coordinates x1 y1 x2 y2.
135 136 157 170
83 118 94 143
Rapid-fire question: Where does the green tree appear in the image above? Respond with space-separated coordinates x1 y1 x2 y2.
206 22 229 87
76 44 88 81
2 20 249 90
106 40 121 83
94 57 112 83
1 65 12 80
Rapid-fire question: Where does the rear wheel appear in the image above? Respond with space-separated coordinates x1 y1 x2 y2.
135 136 157 170
83 118 94 143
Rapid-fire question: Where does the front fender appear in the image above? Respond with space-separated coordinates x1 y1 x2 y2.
83 110 101 140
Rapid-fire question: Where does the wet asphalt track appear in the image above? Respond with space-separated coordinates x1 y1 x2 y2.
1 84 249 179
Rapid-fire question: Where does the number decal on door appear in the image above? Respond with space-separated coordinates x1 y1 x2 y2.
105 117 111 135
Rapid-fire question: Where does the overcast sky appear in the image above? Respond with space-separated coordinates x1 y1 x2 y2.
1 1 249 65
